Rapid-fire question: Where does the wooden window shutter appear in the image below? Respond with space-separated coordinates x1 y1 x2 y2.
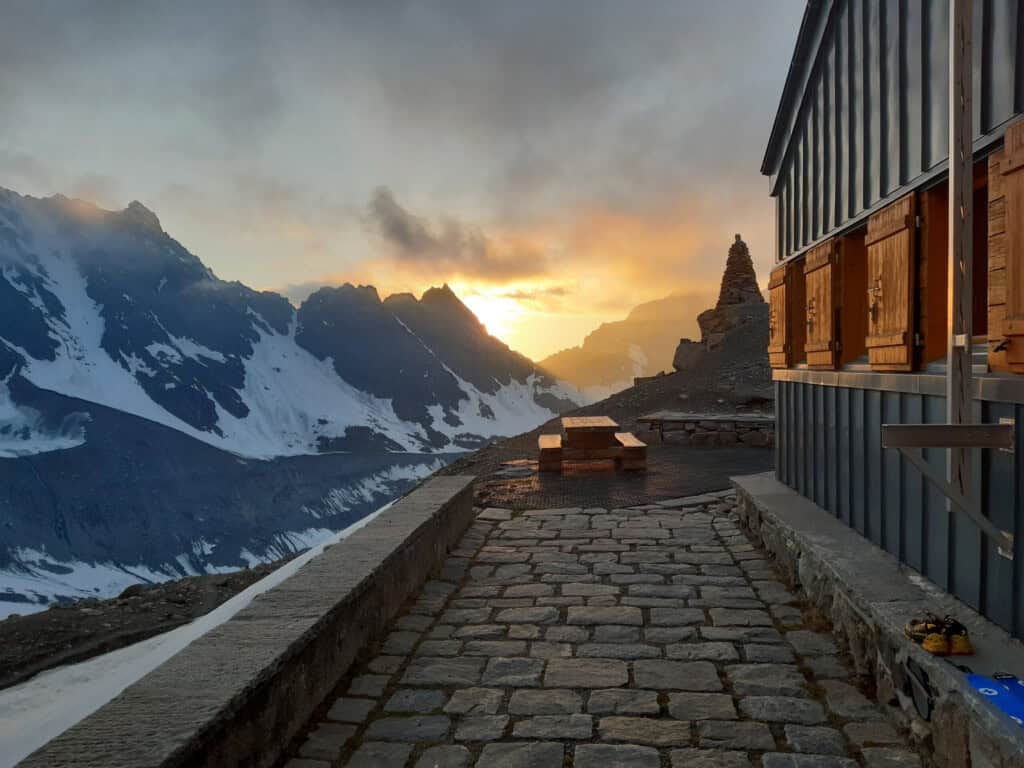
865 193 917 371
768 259 806 368
992 120 1024 371
803 239 839 369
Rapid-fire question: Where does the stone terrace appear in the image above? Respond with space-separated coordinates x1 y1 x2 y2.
284 492 920 768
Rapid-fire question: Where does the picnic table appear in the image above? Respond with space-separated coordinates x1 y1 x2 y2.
538 416 646 472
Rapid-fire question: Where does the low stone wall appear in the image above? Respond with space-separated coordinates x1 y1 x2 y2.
643 413 774 448
732 472 1024 768
20 475 476 768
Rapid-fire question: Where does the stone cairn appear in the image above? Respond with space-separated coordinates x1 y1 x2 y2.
716 234 764 307
673 234 766 370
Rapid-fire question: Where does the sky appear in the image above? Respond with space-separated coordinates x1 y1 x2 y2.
0 0 804 361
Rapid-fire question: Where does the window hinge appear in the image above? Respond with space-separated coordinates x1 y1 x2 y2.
913 332 923 347
915 214 922 229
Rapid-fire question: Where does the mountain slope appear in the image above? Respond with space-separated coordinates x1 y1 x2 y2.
539 292 712 397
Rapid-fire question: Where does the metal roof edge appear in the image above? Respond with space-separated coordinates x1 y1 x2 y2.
760 0 833 179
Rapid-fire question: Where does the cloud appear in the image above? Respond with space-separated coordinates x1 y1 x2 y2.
499 286 570 302
364 187 548 282
0 0 805 357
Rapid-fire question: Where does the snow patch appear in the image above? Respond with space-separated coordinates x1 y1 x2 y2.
428 371 574 441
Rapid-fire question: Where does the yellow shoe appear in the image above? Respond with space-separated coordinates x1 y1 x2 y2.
943 616 975 656
920 632 950 656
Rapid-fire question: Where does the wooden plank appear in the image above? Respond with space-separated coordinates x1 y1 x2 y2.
614 432 646 449
768 278 788 367
804 240 836 273
866 193 916 371
805 238 838 369
1001 120 1024 371
881 423 1015 449
538 434 562 449
865 194 916 245
989 197 1007 236
562 416 618 430
989 233 1007 270
866 332 908 347
561 446 624 461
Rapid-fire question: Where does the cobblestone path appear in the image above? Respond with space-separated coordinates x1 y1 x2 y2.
286 492 921 768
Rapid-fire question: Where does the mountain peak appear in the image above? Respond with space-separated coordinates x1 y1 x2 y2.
122 200 163 233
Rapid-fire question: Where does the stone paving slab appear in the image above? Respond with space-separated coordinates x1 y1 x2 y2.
285 491 922 767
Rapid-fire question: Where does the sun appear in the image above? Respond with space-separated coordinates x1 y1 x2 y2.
459 292 521 342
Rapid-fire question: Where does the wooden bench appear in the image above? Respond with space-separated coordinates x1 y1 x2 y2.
538 433 563 472
537 431 646 472
614 431 647 471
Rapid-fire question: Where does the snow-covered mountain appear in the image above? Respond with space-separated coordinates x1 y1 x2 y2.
0 189 578 458
0 188 580 612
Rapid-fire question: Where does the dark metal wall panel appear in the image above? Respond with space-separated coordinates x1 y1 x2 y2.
924 0 950 170
902 0 923 181
773 0 1024 260
812 92 821 241
838 386 853 525
851 387 867 535
775 380 1022 638
982 0 1018 129
815 384 827 508
825 44 836 234
883 392 902 554
923 395 951 591
1016 402 1023 639
851 0 867 218
902 394 925 570
826 386 839 513
866 389 883 545
882 0 901 195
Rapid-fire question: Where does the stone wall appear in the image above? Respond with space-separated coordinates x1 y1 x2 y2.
645 415 774 448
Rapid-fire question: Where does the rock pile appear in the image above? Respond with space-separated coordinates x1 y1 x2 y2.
673 235 768 371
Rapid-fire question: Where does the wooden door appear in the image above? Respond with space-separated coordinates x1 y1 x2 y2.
804 239 838 369
865 193 917 371
768 264 789 368
994 121 1024 371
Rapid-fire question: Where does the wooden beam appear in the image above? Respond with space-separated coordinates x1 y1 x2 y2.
881 423 1015 450
897 447 1013 559
947 0 974 499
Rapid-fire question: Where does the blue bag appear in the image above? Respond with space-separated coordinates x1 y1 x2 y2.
967 673 1024 728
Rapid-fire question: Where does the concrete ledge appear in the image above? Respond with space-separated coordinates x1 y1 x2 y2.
19 475 476 768
732 472 1024 768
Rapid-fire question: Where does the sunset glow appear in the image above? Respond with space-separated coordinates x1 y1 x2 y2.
1 1 803 362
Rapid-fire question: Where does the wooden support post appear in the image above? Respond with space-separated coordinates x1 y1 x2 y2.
947 0 974 501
